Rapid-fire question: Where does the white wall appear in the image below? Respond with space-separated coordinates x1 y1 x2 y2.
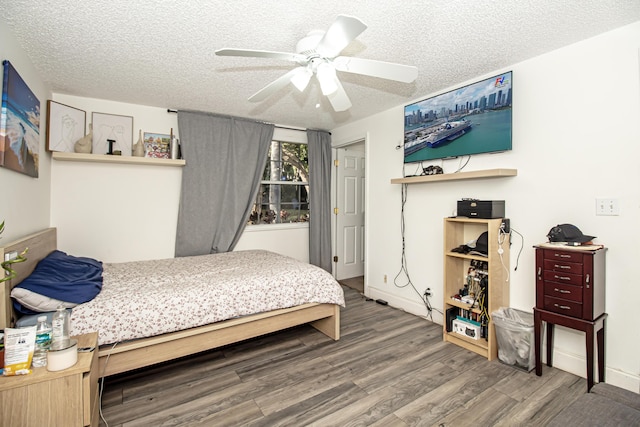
235 224 309 262
331 22 640 392
50 95 182 262
0 18 51 242
49 96 310 262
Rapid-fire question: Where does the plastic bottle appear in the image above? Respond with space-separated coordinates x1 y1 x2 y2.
33 315 52 367
51 306 71 350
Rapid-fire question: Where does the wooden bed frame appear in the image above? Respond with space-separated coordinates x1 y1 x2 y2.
0 228 341 378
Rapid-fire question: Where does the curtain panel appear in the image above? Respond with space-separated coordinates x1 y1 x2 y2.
307 129 332 272
175 111 274 256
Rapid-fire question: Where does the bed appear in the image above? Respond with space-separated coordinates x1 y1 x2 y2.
0 228 344 378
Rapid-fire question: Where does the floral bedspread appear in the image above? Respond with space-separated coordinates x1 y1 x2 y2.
70 250 345 346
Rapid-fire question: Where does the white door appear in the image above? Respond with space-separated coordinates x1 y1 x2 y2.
335 144 365 280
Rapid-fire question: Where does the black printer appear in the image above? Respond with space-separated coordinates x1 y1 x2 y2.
457 200 505 219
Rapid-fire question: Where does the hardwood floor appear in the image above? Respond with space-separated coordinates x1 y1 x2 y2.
339 276 364 293
99 286 586 426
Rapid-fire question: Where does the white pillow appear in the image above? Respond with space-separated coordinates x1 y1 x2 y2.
10 287 78 312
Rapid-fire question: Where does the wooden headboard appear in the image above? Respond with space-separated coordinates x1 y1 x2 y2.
0 227 57 329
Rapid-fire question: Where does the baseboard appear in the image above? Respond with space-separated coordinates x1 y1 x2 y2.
366 286 443 325
546 347 640 393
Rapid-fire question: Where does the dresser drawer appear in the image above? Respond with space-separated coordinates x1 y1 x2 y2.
543 270 583 287
543 259 583 275
543 281 582 303
543 295 583 317
543 249 583 263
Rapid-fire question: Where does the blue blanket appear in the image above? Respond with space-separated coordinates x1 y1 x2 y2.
14 250 103 305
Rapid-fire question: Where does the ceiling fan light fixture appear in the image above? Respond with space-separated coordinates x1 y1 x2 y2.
316 62 338 95
217 15 416 112
291 67 312 92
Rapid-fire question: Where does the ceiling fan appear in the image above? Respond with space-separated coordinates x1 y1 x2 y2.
215 15 418 112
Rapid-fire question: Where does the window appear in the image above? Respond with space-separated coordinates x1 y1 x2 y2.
248 140 309 225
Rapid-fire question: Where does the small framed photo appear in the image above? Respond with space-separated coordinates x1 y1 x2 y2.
143 132 171 159
92 112 133 156
46 100 86 152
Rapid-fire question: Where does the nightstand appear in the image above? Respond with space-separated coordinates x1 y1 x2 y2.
0 332 99 426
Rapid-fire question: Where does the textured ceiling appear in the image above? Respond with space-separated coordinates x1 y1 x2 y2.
2 1 639 131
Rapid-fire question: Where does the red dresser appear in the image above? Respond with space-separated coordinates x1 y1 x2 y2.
533 245 606 391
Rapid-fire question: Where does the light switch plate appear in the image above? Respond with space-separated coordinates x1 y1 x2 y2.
596 198 619 216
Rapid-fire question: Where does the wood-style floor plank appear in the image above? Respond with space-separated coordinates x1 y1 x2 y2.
99 286 587 426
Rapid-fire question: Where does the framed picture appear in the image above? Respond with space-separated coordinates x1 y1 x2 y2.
143 132 170 159
92 112 133 156
46 100 86 152
1 60 40 177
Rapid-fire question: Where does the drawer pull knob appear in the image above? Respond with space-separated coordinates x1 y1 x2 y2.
554 303 571 310
554 264 571 269
554 288 571 294
555 253 571 258
554 275 571 281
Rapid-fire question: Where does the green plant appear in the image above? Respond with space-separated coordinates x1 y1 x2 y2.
0 220 29 283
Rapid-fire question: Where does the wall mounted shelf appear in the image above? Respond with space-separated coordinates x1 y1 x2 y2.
52 152 185 167
391 168 517 184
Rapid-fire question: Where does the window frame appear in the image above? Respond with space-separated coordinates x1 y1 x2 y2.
247 129 310 228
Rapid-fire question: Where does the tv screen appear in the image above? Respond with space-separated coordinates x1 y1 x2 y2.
404 71 512 163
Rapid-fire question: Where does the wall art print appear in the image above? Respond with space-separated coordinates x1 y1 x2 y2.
46 100 86 152
1 60 40 177
92 112 133 156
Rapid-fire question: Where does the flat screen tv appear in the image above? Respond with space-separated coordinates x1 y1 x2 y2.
404 71 512 163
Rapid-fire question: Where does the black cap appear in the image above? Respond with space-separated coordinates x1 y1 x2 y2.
471 231 488 255
547 224 595 243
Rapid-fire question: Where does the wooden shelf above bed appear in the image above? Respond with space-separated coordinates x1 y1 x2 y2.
52 151 186 167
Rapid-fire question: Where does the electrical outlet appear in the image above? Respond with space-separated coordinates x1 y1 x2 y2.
500 218 510 234
596 198 619 216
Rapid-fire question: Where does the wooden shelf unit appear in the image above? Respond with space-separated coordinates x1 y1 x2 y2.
442 217 510 360
53 151 185 167
391 168 517 184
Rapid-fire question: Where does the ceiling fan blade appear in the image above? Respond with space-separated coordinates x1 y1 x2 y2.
215 48 305 63
248 68 302 102
333 56 418 83
326 78 352 112
315 15 367 58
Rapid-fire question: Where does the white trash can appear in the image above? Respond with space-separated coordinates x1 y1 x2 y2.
492 307 535 371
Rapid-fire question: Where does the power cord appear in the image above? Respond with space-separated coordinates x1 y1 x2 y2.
403 162 423 177
99 342 118 427
453 155 471 173
509 227 524 271
393 183 442 321
498 227 510 282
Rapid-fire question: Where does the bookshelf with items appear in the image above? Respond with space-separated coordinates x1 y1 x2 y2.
442 217 510 361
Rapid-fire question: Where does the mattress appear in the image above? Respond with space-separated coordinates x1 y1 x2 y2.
70 250 345 346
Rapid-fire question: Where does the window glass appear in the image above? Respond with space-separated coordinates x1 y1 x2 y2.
249 141 309 225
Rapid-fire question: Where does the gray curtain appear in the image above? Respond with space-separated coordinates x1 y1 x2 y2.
307 130 332 272
175 111 274 256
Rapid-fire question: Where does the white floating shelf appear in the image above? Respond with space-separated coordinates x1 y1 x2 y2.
391 168 517 184
52 152 185 167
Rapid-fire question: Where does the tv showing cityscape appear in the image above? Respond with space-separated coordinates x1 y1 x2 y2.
404 71 512 163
